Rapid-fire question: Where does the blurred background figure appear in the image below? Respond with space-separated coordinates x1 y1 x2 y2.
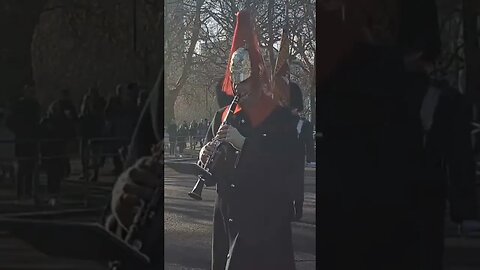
289 82 315 166
39 101 76 207
104 84 125 174
79 86 107 182
6 84 40 203
105 83 139 174
167 120 177 156
54 88 78 178
177 121 188 156
0 108 15 183
189 120 198 150
197 118 207 148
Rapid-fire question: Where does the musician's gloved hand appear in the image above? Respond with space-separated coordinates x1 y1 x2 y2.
199 141 216 165
110 156 162 230
216 124 246 150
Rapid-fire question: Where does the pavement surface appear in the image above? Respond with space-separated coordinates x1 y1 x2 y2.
0 158 114 270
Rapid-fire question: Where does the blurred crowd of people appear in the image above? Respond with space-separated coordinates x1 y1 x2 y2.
166 119 210 156
0 82 147 206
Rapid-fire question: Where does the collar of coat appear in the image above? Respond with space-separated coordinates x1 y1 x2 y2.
222 94 278 128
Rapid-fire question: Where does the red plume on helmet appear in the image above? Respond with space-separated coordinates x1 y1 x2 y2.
222 9 269 97
221 9 277 127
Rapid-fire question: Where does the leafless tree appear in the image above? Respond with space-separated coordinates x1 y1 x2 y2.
165 0 205 123
166 0 316 123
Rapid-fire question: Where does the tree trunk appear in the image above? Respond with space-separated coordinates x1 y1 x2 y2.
164 0 205 123
0 0 47 103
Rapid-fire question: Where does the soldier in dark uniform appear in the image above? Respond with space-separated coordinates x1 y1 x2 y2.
288 82 315 221
103 9 300 270
289 82 315 165
199 10 301 270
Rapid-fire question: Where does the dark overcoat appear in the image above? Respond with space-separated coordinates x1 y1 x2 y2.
206 106 302 270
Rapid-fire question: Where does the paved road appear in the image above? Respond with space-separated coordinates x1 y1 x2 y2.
164 167 317 270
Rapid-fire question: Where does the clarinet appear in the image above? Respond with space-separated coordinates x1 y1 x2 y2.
110 143 163 270
188 95 240 200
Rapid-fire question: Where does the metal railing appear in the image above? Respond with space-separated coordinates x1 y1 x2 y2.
164 135 206 157
0 137 131 206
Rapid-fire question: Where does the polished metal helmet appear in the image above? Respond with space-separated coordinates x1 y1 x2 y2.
229 47 252 86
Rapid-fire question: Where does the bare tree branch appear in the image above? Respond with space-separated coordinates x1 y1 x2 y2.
165 0 205 122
